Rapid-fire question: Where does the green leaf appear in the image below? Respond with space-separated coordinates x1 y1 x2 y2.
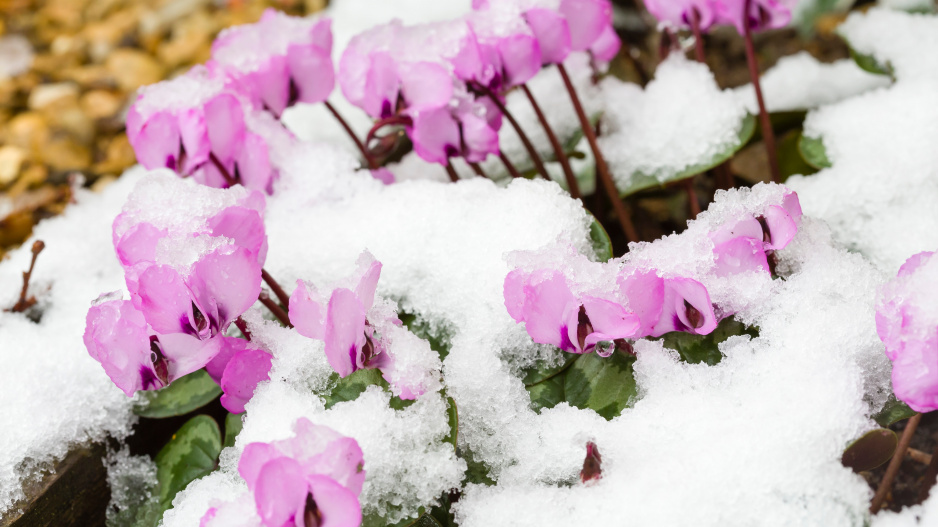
133 369 222 419
778 130 818 180
323 368 386 409
223 412 243 450
588 214 614 262
841 428 898 473
798 134 833 170
848 46 893 77
873 395 919 427
793 0 856 36
618 114 756 197
521 352 579 386
443 396 458 449
526 374 566 412
155 415 221 513
563 351 638 420
658 317 758 366
364 510 443 527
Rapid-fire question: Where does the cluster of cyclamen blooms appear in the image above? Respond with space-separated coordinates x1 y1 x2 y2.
876 251 938 413
340 0 619 166
202 419 365 527
83 185 271 413
644 0 796 33
505 190 802 352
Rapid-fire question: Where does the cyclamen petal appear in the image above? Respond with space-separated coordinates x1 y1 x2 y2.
580 296 641 351
712 237 770 277
525 8 572 65
84 298 159 396
589 24 622 65
302 475 363 527
560 0 613 52
290 280 327 340
324 288 368 377
651 278 718 337
133 264 198 337
188 246 263 333
219 348 272 414
617 270 665 337
644 0 720 30
254 457 308 527
521 271 579 351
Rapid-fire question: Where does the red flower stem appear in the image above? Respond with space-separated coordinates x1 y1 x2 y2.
324 101 378 170
556 63 639 243
234 317 252 341
499 152 522 178
10 240 44 313
684 178 701 218
871 413 922 513
261 268 290 308
475 84 551 181
521 84 581 199
690 9 707 64
741 0 780 184
209 152 237 186
259 291 292 327
468 162 490 179
444 159 460 182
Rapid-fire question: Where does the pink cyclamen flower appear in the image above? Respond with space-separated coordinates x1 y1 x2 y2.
643 0 721 31
203 418 364 527
504 268 640 355
212 10 334 117
126 65 276 193
710 188 802 276
465 6 542 92
617 269 718 338
714 0 795 34
876 251 938 412
84 296 239 396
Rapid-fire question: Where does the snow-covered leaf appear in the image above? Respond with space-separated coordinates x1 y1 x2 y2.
799 134 833 169
133 369 221 419
563 351 637 420
155 415 221 513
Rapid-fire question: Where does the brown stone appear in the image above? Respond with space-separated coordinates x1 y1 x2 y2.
60 64 114 89
79 89 123 119
27 82 79 111
40 138 92 172
6 112 50 153
0 145 27 186
84 8 141 63
92 133 136 175
105 48 164 92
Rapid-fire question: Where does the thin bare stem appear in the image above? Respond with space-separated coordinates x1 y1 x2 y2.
521 84 580 199
683 178 701 218
10 240 45 313
324 101 378 169
234 317 252 341
468 162 489 179
261 268 290 308
259 291 292 328
499 152 522 179
474 84 551 181
907 448 933 465
444 160 460 182
871 413 922 513
690 9 707 64
556 63 638 243
741 0 780 184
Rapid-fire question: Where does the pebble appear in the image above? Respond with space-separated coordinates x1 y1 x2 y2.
79 89 123 120
0 145 27 186
105 49 165 92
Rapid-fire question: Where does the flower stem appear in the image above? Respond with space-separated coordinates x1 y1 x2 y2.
444 160 460 182
556 63 638 243
324 100 378 170
468 162 489 179
871 413 922 513
683 178 701 218
521 84 580 199
474 84 551 181
9 240 44 313
234 317 252 340
259 291 292 327
209 152 237 187
499 152 522 178
261 268 290 308
690 9 707 64
741 0 780 184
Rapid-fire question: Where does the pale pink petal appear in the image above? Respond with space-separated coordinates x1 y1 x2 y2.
239 442 282 491
712 237 770 277
304 436 365 495
525 8 572 65
290 280 327 340
287 44 335 105
496 33 542 88
115 222 165 268
324 288 367 377
503 269 529 323
235 132 276 194
581 296 641 349
709 216 763 246
84 298 160 396
353 252 382 311
204 93 246 165
651 278 718 337
158 333 227 382
762 204 797 251
617 270 665 338
254 457 308 527
521 270 578 351
301 475 362 527
398 62 453 111
560 0 612 52
177 107 210 174
220 348 272 413
207 206 268 264
205 336 251 384
130 110 181 170
589 24 621 64
189 246 263 333
409 107 460 165
460 110 500 163
135 265 196 336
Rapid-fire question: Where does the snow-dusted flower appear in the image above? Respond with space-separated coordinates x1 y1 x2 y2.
289 252 432 399
617 269 718 338
876 251 938 412
504 268 640 355
84 297 240 396
202 418 364 527
126 65 276 193
464 7 542 93
211 9 334 117
709 189 802 276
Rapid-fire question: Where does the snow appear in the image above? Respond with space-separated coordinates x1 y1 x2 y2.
598 55 749 189
0 172 143 514
787 8 938 273
734 52 891 113
133 65 227 117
